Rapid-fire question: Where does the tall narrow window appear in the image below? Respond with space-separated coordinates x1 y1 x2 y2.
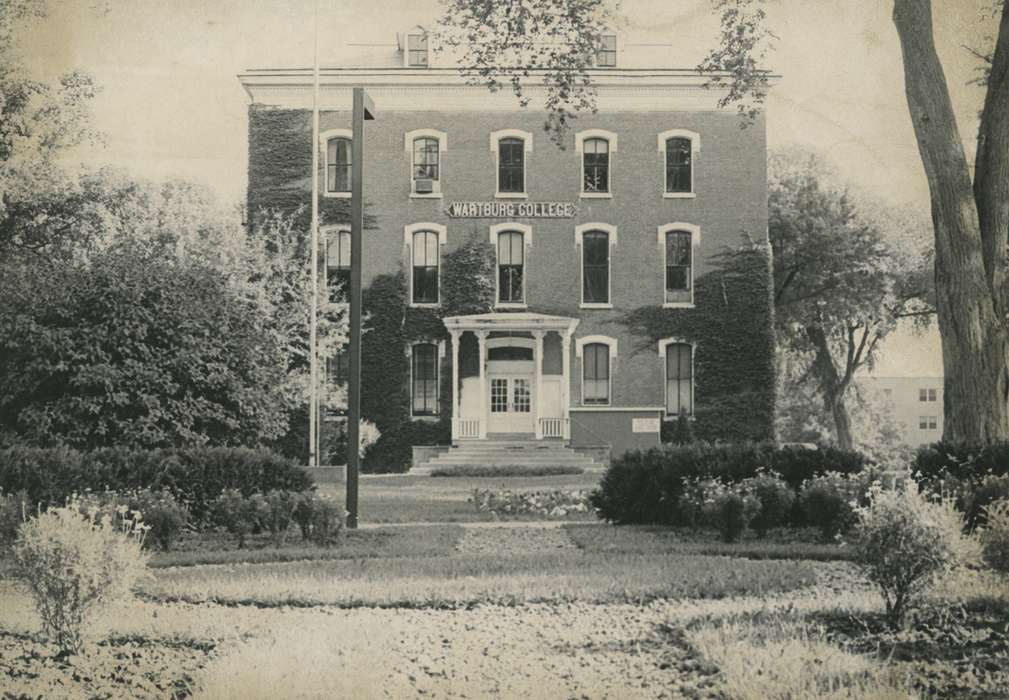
665 343 693 416
665 137 691 193
407 33 429 66
327 137 351 193
582 230 609 304
596 34 617 67
411 343 439 416
325 352 349 386
583 343 610 405
498 137 525 194
412 230 439 305
583 138 609 193
665 231 692 304
413 137 439 182
497 231 524 304
326 229 351 302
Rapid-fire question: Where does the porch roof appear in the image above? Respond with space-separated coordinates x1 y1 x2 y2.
443 312 580 333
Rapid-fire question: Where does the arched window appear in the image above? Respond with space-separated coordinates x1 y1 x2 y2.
498 137 525 194
665 137 691 194
663 341 694 417
413 137 439 181
497 231 525 304
665 230 692 304
582 343 611 405
411 343 439 416
411 229 440 305
582 230 610 304
326 229 351 302
583 138 609 193
326 137 352 193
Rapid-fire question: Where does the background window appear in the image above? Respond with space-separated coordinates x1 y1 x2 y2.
413 137 439 181
326 230 351 302
582 230 609 304
919 415 937 430
596 34 617 66
497 231 524 303
407 33 429 66
412 230 439 304
498 137 525 193
665 137 691 193
583 138 609 193
665 231 692 303
325 352 349 385
327 137 351 193
583 343 610 405
665 343 693 416
412 344 439 415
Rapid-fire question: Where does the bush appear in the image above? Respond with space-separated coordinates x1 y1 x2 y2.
852 485 974 629
962 474 1009 530
704 485 759 543
262 490 297 545
980 499 1009 573
0 489 30 546
470 489 592 519
125 488 187 552
291 491 345 545
213 489 269 548
13 499 149 652
913 441 1009 483
799 472 863 541
0 446 312 527
591 442 870 525
363 420 450 473
742 470 796 537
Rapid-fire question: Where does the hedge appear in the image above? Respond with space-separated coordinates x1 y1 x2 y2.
590 442 871 525
912 441 1009 483
0 446 312 525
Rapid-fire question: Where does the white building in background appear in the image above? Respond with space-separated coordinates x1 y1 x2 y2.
861 375 943 447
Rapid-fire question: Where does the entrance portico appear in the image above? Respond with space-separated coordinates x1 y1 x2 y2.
443 313 579 442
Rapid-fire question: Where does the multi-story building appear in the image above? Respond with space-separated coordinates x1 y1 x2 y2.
239 30 777 468
861 375 944 447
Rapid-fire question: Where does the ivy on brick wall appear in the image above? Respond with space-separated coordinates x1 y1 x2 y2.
621 238 777 443
360 235 496 472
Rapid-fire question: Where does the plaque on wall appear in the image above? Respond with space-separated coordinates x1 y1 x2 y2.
632 418 661 433
445 201 578 219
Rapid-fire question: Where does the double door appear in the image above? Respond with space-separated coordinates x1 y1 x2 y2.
487 372 534 434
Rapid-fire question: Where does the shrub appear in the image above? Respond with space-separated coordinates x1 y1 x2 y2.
962 474 1009 529
362 420 450 473
742 470 796 537
852 485 974 629
470 489 592 519
262 490 297 545
980 499 1009 573
703 484 759 543
125 489 187 552
799 471 876 541
0 489 30 546
676 476 712 530
668 412 695 445
213 489 269 548
13 499 149 652
291 491 345 546
913 441 1009 484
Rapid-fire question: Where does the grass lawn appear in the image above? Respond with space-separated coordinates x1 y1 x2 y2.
317 471 602 523
566 523 855 561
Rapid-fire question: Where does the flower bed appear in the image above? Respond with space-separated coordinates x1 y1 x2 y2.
470 489 594 519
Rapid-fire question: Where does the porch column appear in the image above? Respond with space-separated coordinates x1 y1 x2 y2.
450 330 461 441
476 330 488 439
561 330 572 440
532 330 545 439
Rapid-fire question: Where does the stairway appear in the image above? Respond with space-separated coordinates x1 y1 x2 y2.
413 434 603 475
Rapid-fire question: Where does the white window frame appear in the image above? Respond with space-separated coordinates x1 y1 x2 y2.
575 223 617 309
404 223 447 308
490 129 533 199
404 128 447 198
658 222 701 308
408 340 446 419
575 335 618 407
575 129 618 199
490 222 532 309
594 33 618 67
658 338 696 419
658 129 700 199
403 30 430 68
320 128 353 199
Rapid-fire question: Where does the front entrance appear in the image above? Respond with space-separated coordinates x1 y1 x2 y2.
487 363 534 434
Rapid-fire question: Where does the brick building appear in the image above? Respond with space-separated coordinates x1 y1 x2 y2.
239 31 777 468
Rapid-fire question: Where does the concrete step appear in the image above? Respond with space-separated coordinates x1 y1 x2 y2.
415 437 601 475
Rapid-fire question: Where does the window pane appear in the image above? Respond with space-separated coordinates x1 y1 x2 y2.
665 138 691 193
584 267 608 303
413 138 439 180
666 344 693 415
412 344 438 415
584 232 609 303
585 138 607 155
584 232 608 264
499 138 524 193
413 266 438 304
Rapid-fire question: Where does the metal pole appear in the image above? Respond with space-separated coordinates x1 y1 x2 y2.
346 87 365 528
308 0 321 468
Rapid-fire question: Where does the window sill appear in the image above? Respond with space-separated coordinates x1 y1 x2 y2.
494 192 528 199
662 414 695 422
495 303 528 310
580 303 613 310
412 414 440 422
663 302 695 309
410 192 443 199
663 192 696 199
410 303 440 309
324 192 352 199
580 192 612 199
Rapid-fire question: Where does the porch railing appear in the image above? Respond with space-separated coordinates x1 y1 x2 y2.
457 418 481 439
539 417 567 439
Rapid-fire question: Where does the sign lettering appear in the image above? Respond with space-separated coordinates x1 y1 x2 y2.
445 201 577 219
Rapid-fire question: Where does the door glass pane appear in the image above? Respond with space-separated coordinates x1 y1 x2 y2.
491 379 508 413
513 379 530 413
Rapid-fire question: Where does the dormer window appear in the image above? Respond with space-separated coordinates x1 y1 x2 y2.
596 34 617 67
407 32 429 67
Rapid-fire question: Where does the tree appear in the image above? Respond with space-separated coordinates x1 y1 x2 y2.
439 0 1009 446
770 150 932 450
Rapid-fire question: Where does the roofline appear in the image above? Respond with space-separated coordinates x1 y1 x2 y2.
239 66 781 83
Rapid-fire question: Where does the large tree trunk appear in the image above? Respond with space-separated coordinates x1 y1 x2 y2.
807 326 855 450
893 0 1009 445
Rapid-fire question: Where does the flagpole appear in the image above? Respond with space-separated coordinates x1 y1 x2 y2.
308 0 321 468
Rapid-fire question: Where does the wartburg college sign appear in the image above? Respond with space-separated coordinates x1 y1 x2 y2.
445 201 578 219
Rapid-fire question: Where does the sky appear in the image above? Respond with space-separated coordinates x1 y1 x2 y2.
16 0 995 376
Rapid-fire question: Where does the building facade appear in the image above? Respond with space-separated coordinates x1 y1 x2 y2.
860 375 944 447
240 32 777 466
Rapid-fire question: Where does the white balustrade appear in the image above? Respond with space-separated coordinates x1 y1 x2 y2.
459 418 481 439
539 417 566 439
